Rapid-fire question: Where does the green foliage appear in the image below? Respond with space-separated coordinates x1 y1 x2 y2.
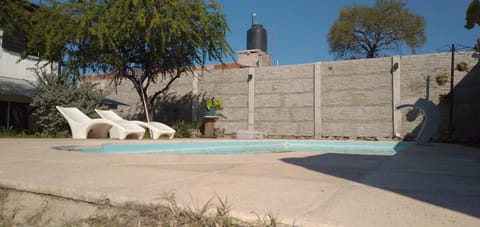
0 126 16 137
80 0 233 73
29 70 105 135
0 1 79 65
1 0 233 120
206 97 223 110
0 128 69 138
465 0 480 29
171 120 194 138
0 1 32 38
170 120 205 138
328 0 426 59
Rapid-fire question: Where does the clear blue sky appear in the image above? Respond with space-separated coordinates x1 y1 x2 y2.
218 0 478 65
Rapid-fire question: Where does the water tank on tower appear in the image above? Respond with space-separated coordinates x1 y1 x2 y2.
247 13 267 53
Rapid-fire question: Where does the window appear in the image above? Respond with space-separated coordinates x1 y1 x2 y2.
1 31 26 53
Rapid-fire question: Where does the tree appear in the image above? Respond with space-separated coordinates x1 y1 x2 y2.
78 0 232 120
327 0 426 59
465 0 480 60
2 0 232 120
465 0 480 30
0 0 75 69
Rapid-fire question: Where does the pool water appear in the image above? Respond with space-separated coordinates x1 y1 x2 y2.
78 140 411 155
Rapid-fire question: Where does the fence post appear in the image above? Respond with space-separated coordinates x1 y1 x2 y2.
314 62 322 138
248 68 255 131
392 55 402 137
192 71 199 122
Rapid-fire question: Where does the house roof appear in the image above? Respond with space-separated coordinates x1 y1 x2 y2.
100 98 129 107
0 76 36 103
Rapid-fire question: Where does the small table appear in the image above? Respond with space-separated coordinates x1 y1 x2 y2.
203 116 218 138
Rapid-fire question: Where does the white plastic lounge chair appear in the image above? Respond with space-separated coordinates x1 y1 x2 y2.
56 106 145 140
95 109 176 139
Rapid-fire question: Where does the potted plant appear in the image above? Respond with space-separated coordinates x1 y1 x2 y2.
439 93 449 104
456 62 469 71
435 73 449 86
205 97 223 116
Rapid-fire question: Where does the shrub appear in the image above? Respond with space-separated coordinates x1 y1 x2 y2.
171 121 194 138
30 70 105 135
0 126 16 137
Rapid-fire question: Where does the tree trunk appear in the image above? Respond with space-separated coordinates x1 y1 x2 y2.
141 91 155 122
146 99 155 122
128 70 182 122
367 50 375 58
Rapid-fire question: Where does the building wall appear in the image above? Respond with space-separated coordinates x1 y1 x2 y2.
0 30 39 82
97 51 480 141
0 30 54 130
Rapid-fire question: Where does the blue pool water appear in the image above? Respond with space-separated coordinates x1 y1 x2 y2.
78 140 411 155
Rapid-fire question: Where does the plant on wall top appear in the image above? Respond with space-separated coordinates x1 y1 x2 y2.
206 97 223 110
456 62 469 71
435 72 449 86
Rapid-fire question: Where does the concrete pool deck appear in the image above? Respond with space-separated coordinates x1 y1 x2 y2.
0 138 479 226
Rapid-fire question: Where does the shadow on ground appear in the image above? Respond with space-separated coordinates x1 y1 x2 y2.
281 145 480 218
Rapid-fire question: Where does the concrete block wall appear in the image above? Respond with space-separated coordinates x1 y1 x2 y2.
318 58 393 137
254 64 314 136
154 74 198 123
95 51 480 141
399 52 476 140
198 68 249 133
99 75 195 122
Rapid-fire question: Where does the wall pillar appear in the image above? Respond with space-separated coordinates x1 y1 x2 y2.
192 71 199 122
248 68 255 131
314 62 322 138
392 55 401 137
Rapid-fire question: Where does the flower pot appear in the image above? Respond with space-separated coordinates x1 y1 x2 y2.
439 94 449 104
456 62 469 71
435 74 448 86
205 107 216 116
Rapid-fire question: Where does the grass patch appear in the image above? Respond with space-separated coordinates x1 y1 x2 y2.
0 126 69 138
0 189 289 226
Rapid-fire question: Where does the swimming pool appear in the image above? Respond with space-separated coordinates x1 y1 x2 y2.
76 140 411 155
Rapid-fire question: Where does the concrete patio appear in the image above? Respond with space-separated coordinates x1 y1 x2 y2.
0 138 479 226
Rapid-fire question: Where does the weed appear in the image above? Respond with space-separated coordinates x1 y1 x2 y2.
0 189 289 226
254 212 281 227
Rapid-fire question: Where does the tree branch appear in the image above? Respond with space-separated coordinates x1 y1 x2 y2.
151 69 183 103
